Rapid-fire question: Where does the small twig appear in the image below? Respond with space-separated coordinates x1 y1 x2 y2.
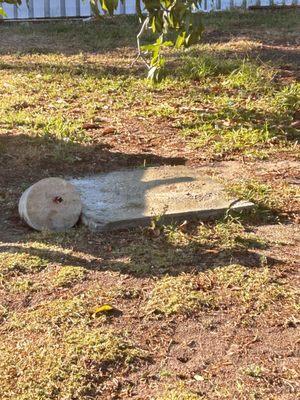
131 16 151 69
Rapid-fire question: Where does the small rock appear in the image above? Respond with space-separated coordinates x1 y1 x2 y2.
93 116 110 123
194 374 204 381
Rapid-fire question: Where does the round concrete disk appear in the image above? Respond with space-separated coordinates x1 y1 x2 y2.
19 178 82 232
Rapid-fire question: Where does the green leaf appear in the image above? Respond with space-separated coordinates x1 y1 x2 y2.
175 31 186 48
99 0 118 15
148 65 162 83
88 0 205 82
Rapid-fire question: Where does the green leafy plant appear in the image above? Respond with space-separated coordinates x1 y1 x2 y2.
91 0 205 82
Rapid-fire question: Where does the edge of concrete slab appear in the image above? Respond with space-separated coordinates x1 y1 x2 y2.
81 200 255 232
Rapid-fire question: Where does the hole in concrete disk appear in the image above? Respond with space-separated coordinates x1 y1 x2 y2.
53 196 63 204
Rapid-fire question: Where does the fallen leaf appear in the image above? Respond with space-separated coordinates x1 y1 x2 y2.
91 304 114 315
83 123 99 130
290 120 300 129
90 304 122 318
102 127 117 135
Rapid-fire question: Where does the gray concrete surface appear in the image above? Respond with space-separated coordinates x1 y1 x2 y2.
70 166 253 231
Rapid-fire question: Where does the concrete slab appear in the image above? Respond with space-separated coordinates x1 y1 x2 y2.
70 166 254 231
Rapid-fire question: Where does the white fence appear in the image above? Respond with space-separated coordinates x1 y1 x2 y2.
2 0 299 19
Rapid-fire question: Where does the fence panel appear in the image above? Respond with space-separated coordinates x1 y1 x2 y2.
1 0 299 19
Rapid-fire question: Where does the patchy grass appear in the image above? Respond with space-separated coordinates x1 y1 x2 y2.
0 252 48 293
0 326 143 400
109 236 199 274
0 12 299 164
0 251 47 278
52 265 87 288
146 274 214 316
158 386 203 399
210 264 298 314
7 297 89 331
176 74 298 158
105 218 266 275
196 218 266 250
177 54 242 80
178 56 274 92
1 294 144 399
243 364 265 379
226 180 300 216
146 264 298 317
165 217 266 250
223 62 274 92
7 278 40 294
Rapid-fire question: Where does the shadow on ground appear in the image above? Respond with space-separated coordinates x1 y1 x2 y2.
0 219 279 278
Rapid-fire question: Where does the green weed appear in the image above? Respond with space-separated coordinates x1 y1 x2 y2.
274 82 300 111
244 364 265 378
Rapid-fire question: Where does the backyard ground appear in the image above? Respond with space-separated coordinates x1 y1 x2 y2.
0 9 299 400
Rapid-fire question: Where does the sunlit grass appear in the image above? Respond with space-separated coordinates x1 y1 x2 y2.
0 325 142 400
52 265 87 288
145 264 298 317
0 33 298 159
226 179 300 214
0 251 48 279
